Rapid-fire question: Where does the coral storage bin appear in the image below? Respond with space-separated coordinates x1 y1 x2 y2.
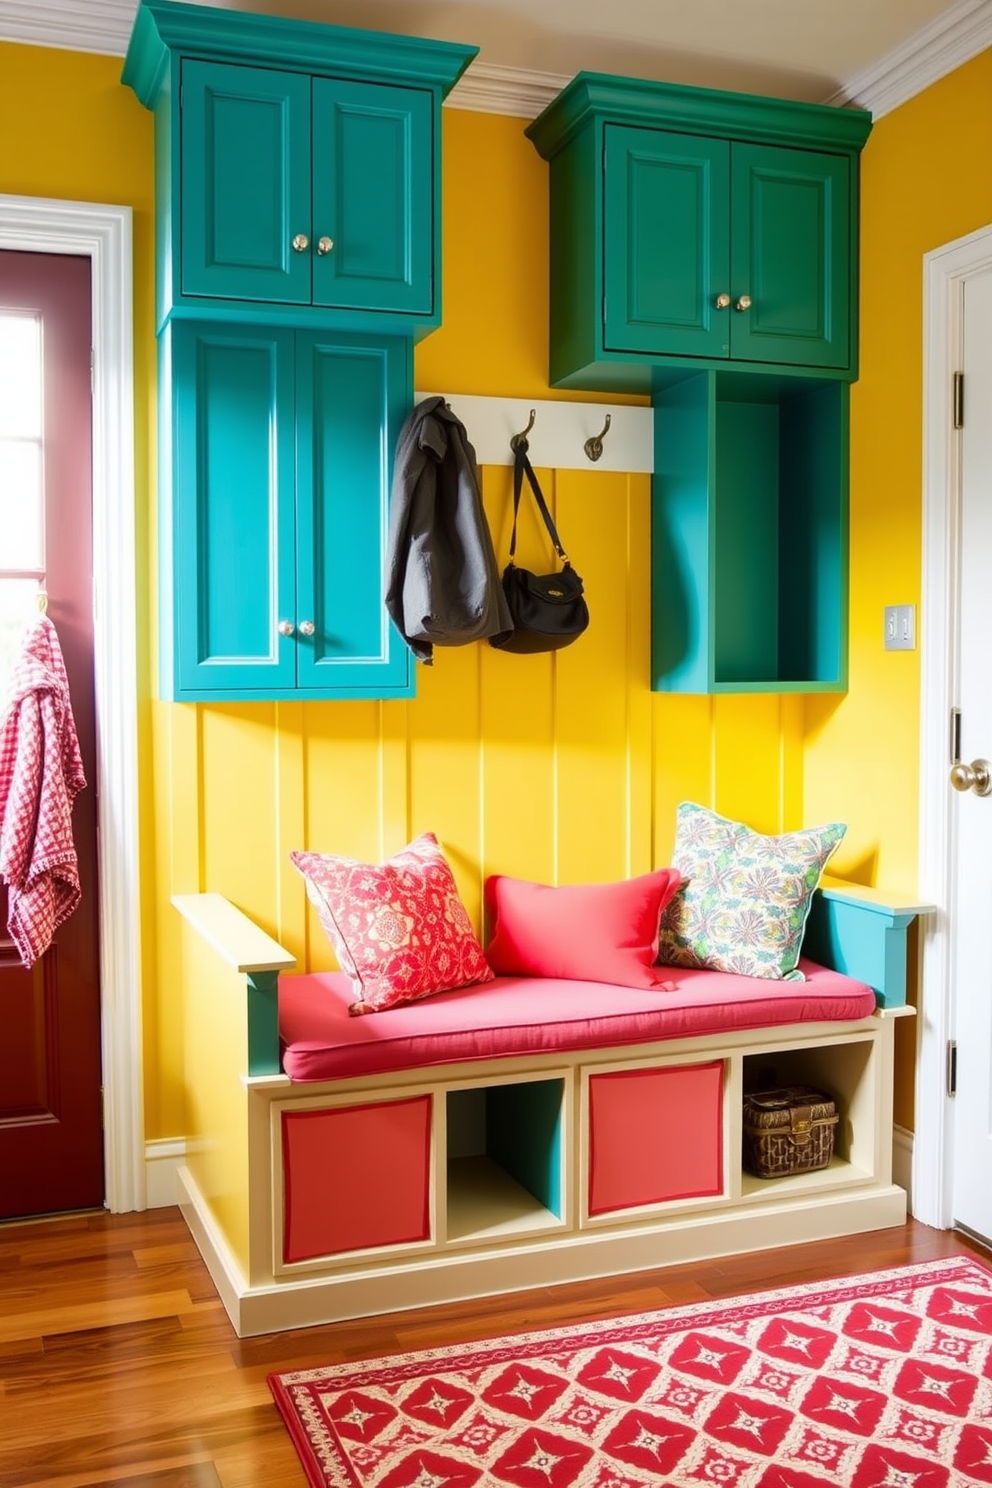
742 1085 838 1178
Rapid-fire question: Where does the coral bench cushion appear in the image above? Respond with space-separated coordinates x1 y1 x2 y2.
277 961 877 1083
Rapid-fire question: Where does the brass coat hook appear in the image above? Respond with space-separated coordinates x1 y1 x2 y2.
510 408 536 453
584 414 612 462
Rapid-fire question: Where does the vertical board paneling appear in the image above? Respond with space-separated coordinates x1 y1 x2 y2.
200 704 280 927
554 468 636 883
652 695 715 864
625 474 655 879
165 700 202 890
298 700 393 971
713 694 789 831
170 459 805 984
480 465 557 895
408 648 485 928
273 700 305 953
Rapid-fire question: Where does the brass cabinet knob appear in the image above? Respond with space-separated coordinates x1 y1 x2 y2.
277 620 295 637
950 758 992 796
291 234 309 252
299 620 316 637
715 293 731 309
316 236 334 255
735 294 752 311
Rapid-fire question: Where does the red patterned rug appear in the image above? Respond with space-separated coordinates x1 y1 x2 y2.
269 1256 992 1487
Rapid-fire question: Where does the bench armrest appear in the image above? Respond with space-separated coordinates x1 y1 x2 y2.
802 878 936 1009
173 893 295 1075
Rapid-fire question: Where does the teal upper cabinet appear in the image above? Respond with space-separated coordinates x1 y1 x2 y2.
526 74 871 392
179 63 433 316
161 321 413 701
123 0 476 334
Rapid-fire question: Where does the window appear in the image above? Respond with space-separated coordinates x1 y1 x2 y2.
0 309 46 694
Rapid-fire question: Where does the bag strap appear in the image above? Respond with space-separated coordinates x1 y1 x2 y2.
508 445 569 564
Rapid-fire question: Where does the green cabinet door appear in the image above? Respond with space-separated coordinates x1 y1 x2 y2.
311 78 434 316
730 144 850 371
165 320 413 700
295 330 412 694
604 128 848 371
168 321 298 696
604 125 730 361
180 60 313 305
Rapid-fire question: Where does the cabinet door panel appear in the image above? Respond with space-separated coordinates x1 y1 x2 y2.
730 144 850 370
311 78 433 316
171 323 297 694
604 126 730 360
295 331 412 695
181 60 312 305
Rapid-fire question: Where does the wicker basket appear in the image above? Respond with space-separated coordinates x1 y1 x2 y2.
742 1085 838 1179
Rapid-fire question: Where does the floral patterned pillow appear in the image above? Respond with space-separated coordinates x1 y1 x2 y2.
656 802 846 981
290 833 493 1014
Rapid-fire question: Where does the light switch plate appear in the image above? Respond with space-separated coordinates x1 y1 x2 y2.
884 604 916 651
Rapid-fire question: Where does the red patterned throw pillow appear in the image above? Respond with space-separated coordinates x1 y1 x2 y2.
290 833 493 1014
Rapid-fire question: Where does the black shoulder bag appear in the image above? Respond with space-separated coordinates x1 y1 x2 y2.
489 445 590 653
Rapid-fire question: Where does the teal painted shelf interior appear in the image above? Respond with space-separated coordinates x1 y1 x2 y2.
652 371 848 693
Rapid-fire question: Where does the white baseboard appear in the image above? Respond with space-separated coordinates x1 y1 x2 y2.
893 1124 914 1210
144 1138 187 1209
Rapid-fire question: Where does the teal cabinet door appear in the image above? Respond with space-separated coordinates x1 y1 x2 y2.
169 322 298 696
730 144 850 371
179 62 433 318
311 79 433 316
165 320 413 700
604 126 730 361
295 331 412 694
180 60 313 305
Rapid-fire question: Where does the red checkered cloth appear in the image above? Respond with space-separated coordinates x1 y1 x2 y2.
0 617 86 968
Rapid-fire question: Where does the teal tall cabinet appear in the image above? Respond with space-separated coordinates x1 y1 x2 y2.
124 0 477 701
527 75 871 694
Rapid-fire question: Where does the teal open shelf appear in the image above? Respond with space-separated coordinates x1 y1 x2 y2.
651 371 849 693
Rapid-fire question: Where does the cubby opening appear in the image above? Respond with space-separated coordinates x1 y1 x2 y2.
652 370 847 694
446 1079 564 1242
741 1037 875 1198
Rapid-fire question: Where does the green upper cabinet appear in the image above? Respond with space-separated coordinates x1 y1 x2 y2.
123 0 476 334
526 74 871 392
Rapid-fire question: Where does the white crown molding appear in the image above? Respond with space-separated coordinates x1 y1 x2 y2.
446 61 568 118
826 0 992 118
0 0 132 54
2 0 991 119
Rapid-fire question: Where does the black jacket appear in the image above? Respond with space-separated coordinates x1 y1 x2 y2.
385 397 512 663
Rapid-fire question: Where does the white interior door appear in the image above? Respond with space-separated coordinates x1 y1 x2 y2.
951 265 992 1243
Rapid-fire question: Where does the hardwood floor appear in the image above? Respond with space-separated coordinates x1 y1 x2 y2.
1 1207 989 1488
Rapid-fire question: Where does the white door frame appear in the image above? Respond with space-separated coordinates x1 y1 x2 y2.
0 194 143 1213
915 221 992 1228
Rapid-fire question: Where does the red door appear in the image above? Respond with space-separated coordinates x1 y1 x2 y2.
0 251 103 1217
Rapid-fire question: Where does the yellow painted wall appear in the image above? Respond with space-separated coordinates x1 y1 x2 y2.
805 47 992 1126
8 38 984 1148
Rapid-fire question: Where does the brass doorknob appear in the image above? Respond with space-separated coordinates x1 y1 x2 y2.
299 620 316 637
291 234 309 252
277 620 295 637
316 236 334 255
715 292 731 309
735 294 752 311
950 758 992 796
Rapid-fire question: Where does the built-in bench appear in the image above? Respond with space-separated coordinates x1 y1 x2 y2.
170 880 929 1338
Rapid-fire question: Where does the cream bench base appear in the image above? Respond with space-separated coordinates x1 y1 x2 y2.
170 892 913 1338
